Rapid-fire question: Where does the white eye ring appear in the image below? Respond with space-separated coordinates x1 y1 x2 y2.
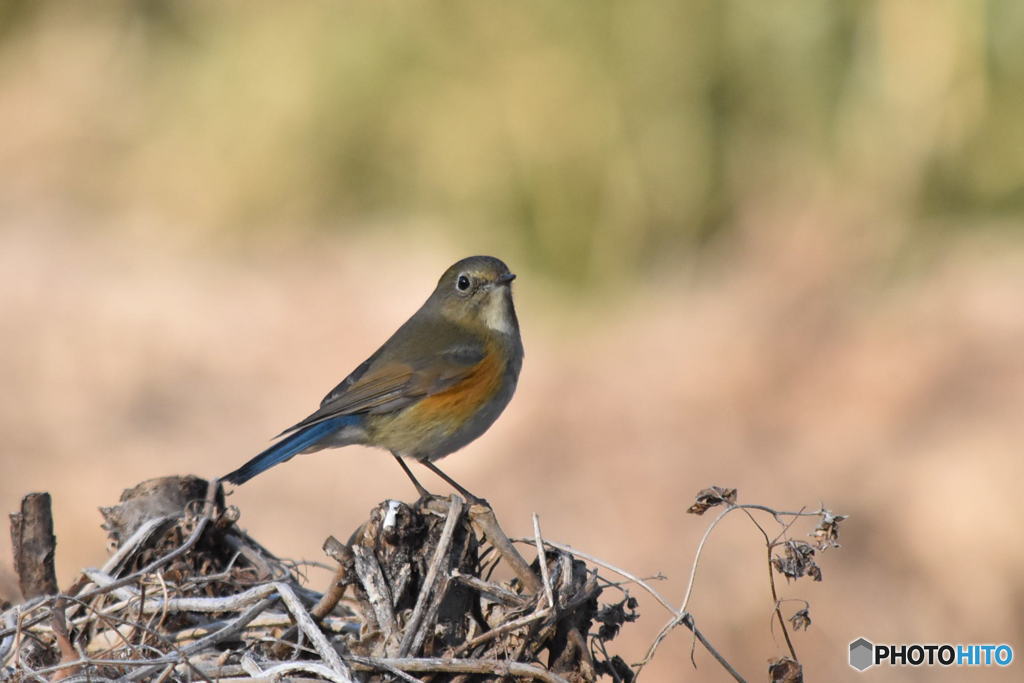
456 273 471 291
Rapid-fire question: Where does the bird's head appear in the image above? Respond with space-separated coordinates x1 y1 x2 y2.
431 255 519 336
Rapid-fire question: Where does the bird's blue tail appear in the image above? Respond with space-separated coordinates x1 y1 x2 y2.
222 416 354 485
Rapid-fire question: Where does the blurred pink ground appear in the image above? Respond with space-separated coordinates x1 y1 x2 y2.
2 217 1022 681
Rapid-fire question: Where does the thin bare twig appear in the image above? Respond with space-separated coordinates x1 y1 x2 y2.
311 536 353 620
671 504 823 652
81 571 280 614
351 544 398 648
634 610 745 682
100 517 175 576
449 606 553 657
525 539 676 616
398 494 464 657
737 507 798 661
275 581 353 679
532 514 555 610
469 504 541 594
48 599 79 681
250 660 353 682
450 571 530 607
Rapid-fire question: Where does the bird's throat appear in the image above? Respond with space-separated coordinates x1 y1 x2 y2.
481 287 515 335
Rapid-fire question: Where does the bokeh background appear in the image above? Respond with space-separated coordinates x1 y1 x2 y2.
2 2 1023 681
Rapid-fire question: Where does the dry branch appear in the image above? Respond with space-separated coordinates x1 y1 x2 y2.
3 476 841 682
2 477 638 681
9 493 59 599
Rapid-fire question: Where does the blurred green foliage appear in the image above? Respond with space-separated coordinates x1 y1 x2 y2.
1 1 1022 283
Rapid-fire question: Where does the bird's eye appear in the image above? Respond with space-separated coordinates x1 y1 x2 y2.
456 274 471 291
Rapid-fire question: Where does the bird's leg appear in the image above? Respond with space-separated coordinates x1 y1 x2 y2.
391 452 432 499
420 460 487 506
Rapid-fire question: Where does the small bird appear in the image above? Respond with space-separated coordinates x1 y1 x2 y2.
222 255 523 500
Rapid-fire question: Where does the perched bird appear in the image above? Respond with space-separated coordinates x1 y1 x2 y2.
222 255 523 500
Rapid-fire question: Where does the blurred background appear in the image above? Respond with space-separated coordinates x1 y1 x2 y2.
2 1 1023 680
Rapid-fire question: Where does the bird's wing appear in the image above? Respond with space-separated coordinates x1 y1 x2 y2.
274 333 487 437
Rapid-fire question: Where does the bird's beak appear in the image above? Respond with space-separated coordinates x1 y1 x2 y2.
497 272 516 285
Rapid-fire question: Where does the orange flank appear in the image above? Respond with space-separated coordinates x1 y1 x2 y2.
365 340 509 457
414 343 506 427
